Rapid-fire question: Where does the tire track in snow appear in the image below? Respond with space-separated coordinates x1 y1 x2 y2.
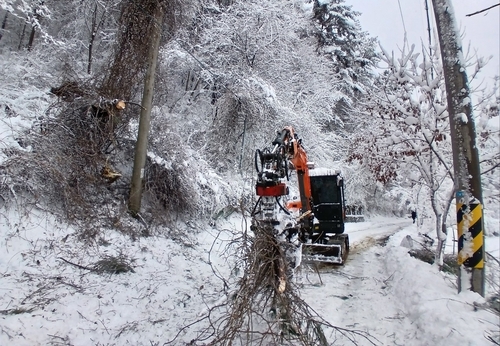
299 218 415 345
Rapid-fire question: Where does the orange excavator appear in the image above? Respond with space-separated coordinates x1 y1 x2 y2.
252 126 349 264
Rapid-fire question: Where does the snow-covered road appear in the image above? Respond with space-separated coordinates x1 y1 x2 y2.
299 217 498 346
300 218 413 345
344 216 412 252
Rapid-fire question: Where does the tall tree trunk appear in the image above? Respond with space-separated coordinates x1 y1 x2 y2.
436 190 454 268
18 22 26 50
99 0 163 100
87 2 106 74
27 25 35 51
129 4 165 214
0 11 8 41
88 3 98 74
27 11 41 51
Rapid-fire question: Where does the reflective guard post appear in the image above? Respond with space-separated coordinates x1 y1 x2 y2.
456 190 485 296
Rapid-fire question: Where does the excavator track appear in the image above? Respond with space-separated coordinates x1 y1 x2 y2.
302 234 349 264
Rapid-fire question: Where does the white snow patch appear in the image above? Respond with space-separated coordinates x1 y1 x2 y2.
457 112 468 123
404 116 419 125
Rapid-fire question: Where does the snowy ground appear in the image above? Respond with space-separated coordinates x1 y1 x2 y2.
301 217 500 346
1 209 498 346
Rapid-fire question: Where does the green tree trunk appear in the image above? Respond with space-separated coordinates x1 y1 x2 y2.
128 4 165 215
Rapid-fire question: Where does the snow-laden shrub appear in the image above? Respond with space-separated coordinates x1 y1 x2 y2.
144 153 197 216
205 86 280 172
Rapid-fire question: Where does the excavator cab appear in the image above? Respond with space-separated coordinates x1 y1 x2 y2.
301 170 349 264
310 174 345 236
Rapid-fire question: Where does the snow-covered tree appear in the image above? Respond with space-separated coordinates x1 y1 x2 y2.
349 40 499 267
312 0 376 91
0 0 51 50
168 0 358 172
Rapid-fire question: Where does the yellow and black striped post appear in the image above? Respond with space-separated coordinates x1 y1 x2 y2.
456 191 484 295
457 203 483 268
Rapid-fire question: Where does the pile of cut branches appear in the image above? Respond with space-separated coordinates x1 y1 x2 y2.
180 222 375 346
0 93 127 219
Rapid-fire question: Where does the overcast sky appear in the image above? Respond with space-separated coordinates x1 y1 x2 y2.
348 0 500 91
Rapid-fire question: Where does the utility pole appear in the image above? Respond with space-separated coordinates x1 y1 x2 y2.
129 5 164 215
431 0 485 296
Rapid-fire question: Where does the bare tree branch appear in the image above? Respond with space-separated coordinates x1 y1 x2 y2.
466 3 500 17
481 162 500 175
